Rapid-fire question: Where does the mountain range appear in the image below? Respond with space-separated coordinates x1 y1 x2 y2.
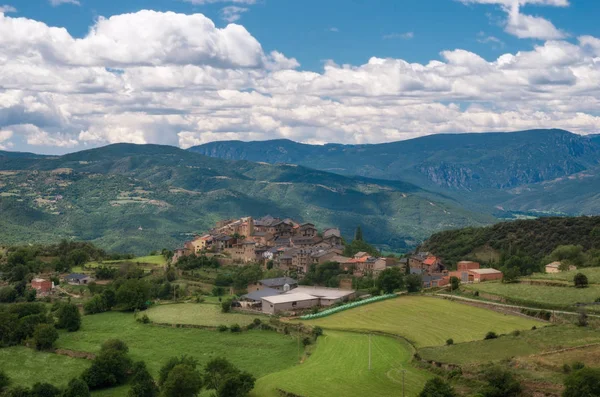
1 129 599 255
0 144 491 254
190 129 600 216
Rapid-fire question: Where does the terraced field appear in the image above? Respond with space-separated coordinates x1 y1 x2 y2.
146 303 266 327
299 296 543 347
464 282 600 306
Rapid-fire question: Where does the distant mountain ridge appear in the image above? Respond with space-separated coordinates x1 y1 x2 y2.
0 144 493 254
190 129 600 191
190 129 600 216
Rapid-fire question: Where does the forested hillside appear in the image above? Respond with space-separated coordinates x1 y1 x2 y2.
422 216 600 272
0 144 493 254
191 129 600 217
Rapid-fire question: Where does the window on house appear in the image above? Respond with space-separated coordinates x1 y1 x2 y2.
292 301 297 307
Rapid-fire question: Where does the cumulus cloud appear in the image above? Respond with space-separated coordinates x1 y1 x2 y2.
0 129 13 150
459 0 568 40
1 10 600 153
49 0 80 6
0 4 16 13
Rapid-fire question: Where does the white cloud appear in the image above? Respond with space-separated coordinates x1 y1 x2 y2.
1 11 600 152
220 6 249 23
383 32 414 40
0 4 16 13
459 0 568 40
328 27 339 33
477 32 505 47
49 0 80 6
0 129 13 150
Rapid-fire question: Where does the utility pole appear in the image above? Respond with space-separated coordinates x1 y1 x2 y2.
400 369 407 397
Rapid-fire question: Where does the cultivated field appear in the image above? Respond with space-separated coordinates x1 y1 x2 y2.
526 267 600 284
55 312 298 384
146 303 265 326
464 282 600 306
419 325 600 365
0 347 90 388
299 296 543 347
253 330 432 397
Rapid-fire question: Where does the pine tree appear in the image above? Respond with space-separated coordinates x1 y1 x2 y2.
354 226 363 241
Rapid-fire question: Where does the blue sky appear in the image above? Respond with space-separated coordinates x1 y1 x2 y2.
1 0 600 153
10 0 600 70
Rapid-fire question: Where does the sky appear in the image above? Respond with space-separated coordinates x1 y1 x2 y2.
1 0 600 154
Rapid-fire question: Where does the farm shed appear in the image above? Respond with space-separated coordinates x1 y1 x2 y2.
261 293 319 314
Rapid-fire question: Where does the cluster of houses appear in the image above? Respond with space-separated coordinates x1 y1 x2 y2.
408 253 503 288
173 215 401 278
239 276 357 314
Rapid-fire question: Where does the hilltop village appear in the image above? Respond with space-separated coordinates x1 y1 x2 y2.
173 215 504 289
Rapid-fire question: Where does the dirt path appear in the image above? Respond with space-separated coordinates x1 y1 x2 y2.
435 293 600 318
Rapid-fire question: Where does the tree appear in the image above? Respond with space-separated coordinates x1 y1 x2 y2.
574 273 589 288
550 245 585 267
405 274 422 293
62 378 90 397
67 249 89 268
55 303 81 332
376 268 404 294
450 276 460 291
484 331 498 340
502 267 520 284
3 386 32 397
480 366 522 397
160 364 203 397
30 383 60 397
0 369 10 391
203 358 238 391
158 356 199 387
418 377 457 397
354 226 363 241
577 310 589 327
221 300 232 314
116 279 150 311
217 371 255 397
563 367 600 397
0 286 17 303
33 324 58 350
128 362 158 397
81 340 132 389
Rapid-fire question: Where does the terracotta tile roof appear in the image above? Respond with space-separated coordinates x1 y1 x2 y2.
423 256 438 266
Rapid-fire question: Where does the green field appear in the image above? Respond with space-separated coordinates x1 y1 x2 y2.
253 331 432 397
464 282 600 306
0 347 90 388
299 296 543 347
56 312 298 381
81 255 167 271
146 303 265 326
526 267 600 284
419 325 600 365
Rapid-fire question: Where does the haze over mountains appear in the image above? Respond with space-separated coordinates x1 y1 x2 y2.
1 129 599 254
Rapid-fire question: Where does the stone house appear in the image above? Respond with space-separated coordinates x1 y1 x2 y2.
297 223 318 237
322 228 343 246
31 278 53 295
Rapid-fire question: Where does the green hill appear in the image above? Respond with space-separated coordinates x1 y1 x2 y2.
0 144 494 254
421 216 600 266
190 129 600 217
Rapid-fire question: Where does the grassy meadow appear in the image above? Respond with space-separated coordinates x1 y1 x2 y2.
146 303 266 326
299 296 543 347
526 267 600 284
419 325 600 365
0 347 90 388
463 282 600 306
253 330 432 397
56 312 298 380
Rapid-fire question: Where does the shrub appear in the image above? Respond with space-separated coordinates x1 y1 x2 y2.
230 324 241 333
578 311 589 327
137 314 150 324
302 337 312 347
563 363 572 374
217 325 228 332
418 377 457 397
484 331 498 340
511 330 521 337
446 338 454 345
571 361 585 371
221 300 232 314
0 369 10 391
563 367 600 397
312 326 324 339
33 324 58 350
574 273 589 288
252 318 262 326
